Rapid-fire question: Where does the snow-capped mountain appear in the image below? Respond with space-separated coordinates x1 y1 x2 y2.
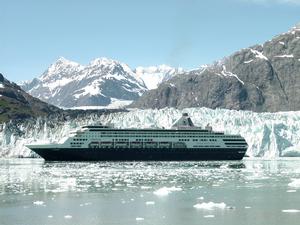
1 107 300 158
132 24 300 112
22 57 148 108
21 58 183 109
135 65 184 89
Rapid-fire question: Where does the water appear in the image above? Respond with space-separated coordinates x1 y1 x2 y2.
1 159 300 225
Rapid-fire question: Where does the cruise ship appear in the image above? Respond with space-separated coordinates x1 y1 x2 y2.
26 113 248 161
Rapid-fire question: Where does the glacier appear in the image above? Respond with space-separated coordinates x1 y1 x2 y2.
1 107 300 158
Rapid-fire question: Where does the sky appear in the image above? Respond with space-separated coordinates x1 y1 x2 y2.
1 0 300 82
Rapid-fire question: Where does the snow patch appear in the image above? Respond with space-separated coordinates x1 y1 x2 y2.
244 59 253 64
221 65 244 85
250 49 268 61
46 78 73 91
279 41 285 45
274 54 294 58
193 202 227 210
0 84 4 88
135 65 184 89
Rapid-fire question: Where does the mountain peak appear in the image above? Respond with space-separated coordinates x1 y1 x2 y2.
89 57 118 67
54 57 81 67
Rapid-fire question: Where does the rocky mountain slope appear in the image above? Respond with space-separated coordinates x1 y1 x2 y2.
0 73 61 123
131 24 300 112
21 58 183 108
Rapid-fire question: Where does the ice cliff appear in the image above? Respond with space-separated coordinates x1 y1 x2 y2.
1 107 300 158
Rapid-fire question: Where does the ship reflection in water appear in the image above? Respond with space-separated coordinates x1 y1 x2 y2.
1 158 300 225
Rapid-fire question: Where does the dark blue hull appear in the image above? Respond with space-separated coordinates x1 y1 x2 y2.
30 147 247 161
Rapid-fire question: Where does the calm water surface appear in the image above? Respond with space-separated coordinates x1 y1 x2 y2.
1 158 300 225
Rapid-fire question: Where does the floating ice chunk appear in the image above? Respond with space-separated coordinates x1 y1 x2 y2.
145 201 155 205
80 202 92 206
282 209 300 213
64 215 72 219
141 186 151 190
48 215 53 218
197 196 204 200
33 201 44 205
153 186 182 196
193 202 226 210
204 215 215 218
287 190 297 193
288 179 300 188
245 206 251 209
136 217 144 221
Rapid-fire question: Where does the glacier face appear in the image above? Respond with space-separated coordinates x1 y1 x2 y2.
1 107 300 158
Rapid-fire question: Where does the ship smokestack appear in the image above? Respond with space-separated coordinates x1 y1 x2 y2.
172 113 195 129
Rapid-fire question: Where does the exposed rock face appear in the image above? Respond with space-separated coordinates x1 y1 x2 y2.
131 25 300 112
0 73 61 123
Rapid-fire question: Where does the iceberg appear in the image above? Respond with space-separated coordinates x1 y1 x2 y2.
1 107 300 158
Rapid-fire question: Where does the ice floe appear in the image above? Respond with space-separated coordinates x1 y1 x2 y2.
288 179 300 188
282 209 300 213
153 186 182 196
136 217 144 221
204 215 215 218
64 215 72 219
33 201 44 205
145 201 155 205
193 202 226 210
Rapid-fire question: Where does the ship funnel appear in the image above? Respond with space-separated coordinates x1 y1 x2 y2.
171 113 195 129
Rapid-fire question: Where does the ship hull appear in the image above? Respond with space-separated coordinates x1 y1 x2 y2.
30 147 247 161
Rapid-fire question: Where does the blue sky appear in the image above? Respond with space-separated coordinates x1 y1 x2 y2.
1 0 300 82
